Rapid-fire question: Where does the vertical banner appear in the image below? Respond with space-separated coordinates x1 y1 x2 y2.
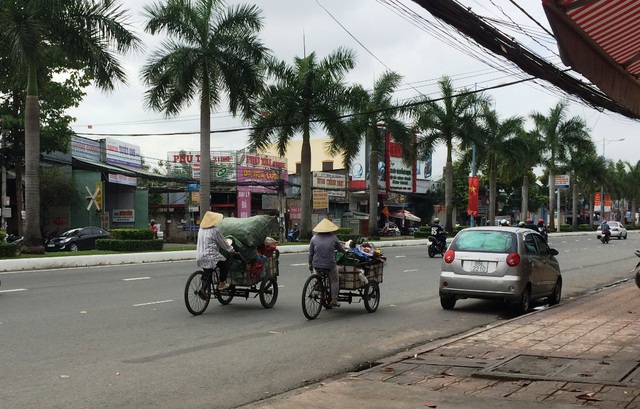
467 177 479 216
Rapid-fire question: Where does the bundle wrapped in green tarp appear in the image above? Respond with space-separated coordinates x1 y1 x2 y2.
225 235 259 271
217 215 277 248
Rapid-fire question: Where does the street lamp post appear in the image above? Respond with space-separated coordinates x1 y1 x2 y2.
0 127 8 232
600 137 625 222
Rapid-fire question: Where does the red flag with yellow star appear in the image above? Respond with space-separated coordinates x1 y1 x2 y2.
467 177 479 216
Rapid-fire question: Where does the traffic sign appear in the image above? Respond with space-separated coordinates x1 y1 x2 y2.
554 174 570 189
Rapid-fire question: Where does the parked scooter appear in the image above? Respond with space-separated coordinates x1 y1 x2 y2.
427 235 446 258
4 233 23 245
634 250 640 289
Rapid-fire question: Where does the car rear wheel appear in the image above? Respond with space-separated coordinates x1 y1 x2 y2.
512 286 531 315
440 296 456 310
548 277 562 306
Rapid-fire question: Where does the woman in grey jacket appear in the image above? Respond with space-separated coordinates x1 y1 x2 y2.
309 218 346 307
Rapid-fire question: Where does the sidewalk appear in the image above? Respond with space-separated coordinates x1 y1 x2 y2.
241 280 640 409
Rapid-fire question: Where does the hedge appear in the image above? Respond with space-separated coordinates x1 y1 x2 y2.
578 224 593 231
95 239 163 252
108 229 155 240
559 224 573 232
0 243 20 258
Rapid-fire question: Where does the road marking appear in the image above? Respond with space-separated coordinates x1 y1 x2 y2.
395 255 406 258
403 269 418 272
0 288 27 293
123 277 151 281
133 300 173 307
290 263 308 267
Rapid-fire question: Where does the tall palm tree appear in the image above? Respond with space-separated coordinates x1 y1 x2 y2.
564 142 597 229
1 0 140 252
142 0 269 216
625 161 640 225
530 101 591 230
330 71 413 237
413 76 485 232
249 48 356 240
506 129 544 221
460 104 523 226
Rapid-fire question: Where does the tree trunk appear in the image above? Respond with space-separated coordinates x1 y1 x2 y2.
572 174 578 230
444 160 453 233
199 99 211 217
632 198 637 226
489 166 496 226
15 165 23 237
548 170 555 230
369 149 379 237
299 123 312 240
589 195 595 227
23 66 43 253
521 173 529 221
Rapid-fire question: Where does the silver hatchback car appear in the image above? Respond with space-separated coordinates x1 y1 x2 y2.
439 226 562 314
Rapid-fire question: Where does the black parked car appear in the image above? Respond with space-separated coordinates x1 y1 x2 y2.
45 226 110 252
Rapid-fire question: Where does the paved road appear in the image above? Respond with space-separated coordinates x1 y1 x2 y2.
0 233 636 408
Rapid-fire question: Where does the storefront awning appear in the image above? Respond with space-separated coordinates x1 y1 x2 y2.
72 157 179 183
543 0 640 117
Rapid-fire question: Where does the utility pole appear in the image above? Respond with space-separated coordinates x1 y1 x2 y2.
1 127 8 232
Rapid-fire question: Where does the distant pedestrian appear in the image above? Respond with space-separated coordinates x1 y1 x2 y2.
149 220 158 239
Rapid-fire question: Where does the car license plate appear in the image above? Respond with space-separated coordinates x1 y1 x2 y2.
47 243 55 247
472 261 488 273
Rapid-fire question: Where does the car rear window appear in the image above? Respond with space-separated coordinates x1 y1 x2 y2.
451 230 517 253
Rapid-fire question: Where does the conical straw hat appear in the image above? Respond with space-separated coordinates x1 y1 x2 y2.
313 218 339 233
200 211 224 229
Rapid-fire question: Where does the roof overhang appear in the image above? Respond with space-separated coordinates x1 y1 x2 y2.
543 0 640 117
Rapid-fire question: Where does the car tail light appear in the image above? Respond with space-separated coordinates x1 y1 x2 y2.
506 252 521 267
444 249 455 263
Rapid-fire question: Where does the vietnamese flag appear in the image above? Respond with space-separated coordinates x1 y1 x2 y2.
467 177 479 216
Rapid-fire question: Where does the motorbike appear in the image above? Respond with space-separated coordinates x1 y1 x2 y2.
427 235 446 258
634 250 640 289
601 231 611 244
4 234 23 245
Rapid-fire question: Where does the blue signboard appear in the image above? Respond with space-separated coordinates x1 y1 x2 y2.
183 225 199 231
187 183 199 192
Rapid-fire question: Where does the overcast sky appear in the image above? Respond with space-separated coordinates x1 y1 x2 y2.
67 0 640 178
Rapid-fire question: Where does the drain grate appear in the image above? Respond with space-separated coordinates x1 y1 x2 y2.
476 354 640 386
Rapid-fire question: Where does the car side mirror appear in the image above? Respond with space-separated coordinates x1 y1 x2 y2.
549 248 559 256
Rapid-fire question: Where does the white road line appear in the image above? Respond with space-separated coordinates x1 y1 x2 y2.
0 288 27 293
403 269 418 272
123 277 151 281
395 255 406 258
290 263 308 266
133 300 173 307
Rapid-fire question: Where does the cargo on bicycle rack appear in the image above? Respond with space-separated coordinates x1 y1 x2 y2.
184 216 280 316
302 242 386 320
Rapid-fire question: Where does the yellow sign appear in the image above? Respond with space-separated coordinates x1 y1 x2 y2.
95 181 104 210
191 191 200 203
313 190 329 210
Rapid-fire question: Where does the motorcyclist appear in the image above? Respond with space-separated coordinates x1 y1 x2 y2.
287 223 299 242
600 220 611 243
537 219 548 242
430 218 446 250
499 219 510 226
524 218 537 231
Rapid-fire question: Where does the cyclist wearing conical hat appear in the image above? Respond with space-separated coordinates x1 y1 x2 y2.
309 218 346 307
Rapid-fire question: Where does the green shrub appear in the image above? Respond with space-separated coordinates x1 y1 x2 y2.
109 229 154 240
559 224 573 232
95 239 163 252
414 231 430 239
418 225 430 233
0 231 6 242
578 224 593 231
453 225 468 234
0 243 20 258
626 224 635 230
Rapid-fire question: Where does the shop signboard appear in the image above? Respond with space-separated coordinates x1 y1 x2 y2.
312 171 347 198
71 136 101 161
167 151 237 183
387 140 414 192
112 209 135 223
313 190 329 210
237 166 286 193
105 138 141 168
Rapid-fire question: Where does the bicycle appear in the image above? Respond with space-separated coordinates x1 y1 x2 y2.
184 253 279 316
301 263 381 320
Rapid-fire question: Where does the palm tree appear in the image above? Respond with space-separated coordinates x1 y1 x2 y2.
530 101 592 230
330 71 413 237
506 129 544 221
249 48 356 240
142 0 269 216
1 0 140 252
563 142 598 229
413 76 485 232
460 104 523 226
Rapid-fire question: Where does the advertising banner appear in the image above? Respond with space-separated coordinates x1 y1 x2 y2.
387 140 413 192
112 209 135 223
313 190 329 210
168 151 237 183
312 172 347 198
237 166 286 193
71 136 101 161
105 138 141 168
468 177 479 216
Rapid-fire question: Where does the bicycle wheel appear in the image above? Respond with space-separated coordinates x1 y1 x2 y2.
215 286 235 305
363 281 380 313
321 275 333 310
184 270 211 316
259 276 278 309
301 274 323 320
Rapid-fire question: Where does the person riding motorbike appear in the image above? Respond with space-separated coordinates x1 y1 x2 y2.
537 219 548 242
430 218 446 250
600 220 611 243
499 219 510 226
